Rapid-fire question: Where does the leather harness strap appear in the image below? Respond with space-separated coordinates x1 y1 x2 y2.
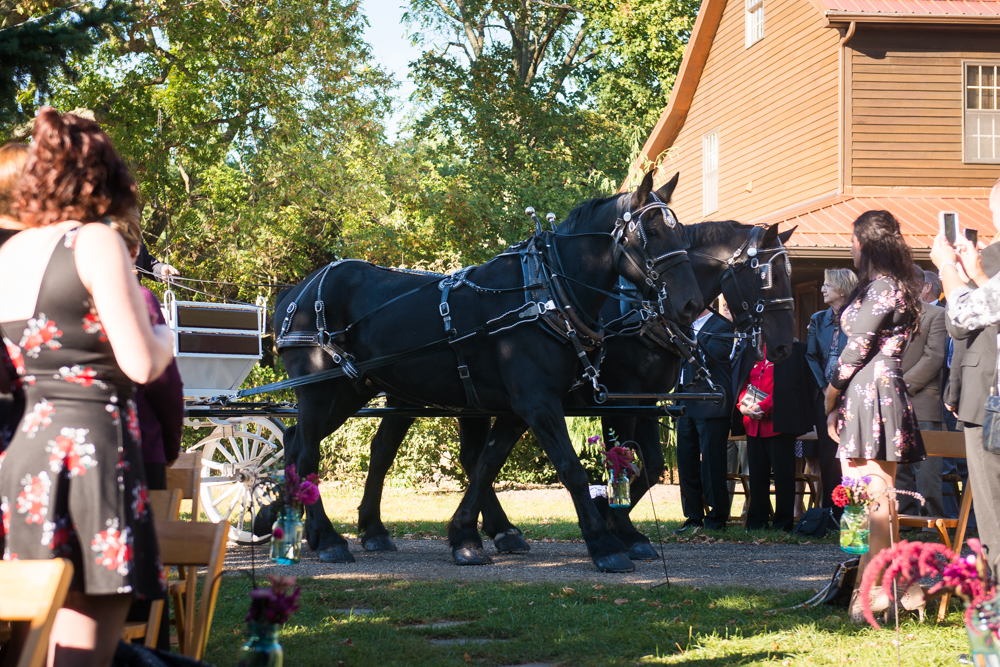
438 267 482 409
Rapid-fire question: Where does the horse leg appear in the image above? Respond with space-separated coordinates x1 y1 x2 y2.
447 416 527 565
293 382 373 563
524 403 633 572
457 417 530 554
603 416 664 561
358 415 414 552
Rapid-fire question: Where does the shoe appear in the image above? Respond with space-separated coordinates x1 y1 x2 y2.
673 522 703 535
901 583 926 623
850 585 891 623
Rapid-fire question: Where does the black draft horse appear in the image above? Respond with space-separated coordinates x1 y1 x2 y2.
355 217 796 564
275 171 703 572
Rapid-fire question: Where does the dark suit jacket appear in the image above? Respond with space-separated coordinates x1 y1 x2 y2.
730 340 817 437
679 313 736 419
945 243 1000 426
900 302 946 423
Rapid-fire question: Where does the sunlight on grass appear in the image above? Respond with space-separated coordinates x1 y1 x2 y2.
205 577 967 666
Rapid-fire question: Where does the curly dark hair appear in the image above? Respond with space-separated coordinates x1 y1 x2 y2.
846 210 923 333
13 108 136 227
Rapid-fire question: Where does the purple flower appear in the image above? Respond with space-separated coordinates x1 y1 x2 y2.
587 435 601 444
297 481 320 506
246 575 301 625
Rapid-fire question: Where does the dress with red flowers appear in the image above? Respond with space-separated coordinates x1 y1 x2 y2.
0 226 164 598
830 276 926 463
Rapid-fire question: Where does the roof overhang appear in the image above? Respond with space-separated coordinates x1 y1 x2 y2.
824 10 1000 24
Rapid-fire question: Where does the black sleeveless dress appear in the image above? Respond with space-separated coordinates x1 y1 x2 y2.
0 226 165 597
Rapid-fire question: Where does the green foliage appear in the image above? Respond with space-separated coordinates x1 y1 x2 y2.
0 0 130 128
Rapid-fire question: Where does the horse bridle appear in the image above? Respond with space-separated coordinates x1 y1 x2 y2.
610 192 691 314
692 225 794 356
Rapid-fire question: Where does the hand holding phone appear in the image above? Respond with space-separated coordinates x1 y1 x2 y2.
966 228 978 247
940 211 960 245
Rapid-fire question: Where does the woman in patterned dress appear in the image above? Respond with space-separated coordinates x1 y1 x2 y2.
824 210 926 613
0 109 175 666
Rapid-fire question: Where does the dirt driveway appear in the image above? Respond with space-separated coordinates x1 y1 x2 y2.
225 538 843 591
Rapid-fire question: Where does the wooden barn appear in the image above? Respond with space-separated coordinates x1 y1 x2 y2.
626 0 1000 338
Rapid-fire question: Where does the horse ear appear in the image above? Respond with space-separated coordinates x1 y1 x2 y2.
655 172 680 204
630 169 655 211
778 225 797 245
761 223 780 247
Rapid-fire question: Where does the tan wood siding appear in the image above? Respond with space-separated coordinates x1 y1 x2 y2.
850 28 1000 187
658 0 840 224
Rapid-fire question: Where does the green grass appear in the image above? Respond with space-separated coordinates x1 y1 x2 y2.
203 577 968 666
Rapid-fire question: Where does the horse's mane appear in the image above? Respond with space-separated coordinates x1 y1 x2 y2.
685 220 757 248
556 195 618 235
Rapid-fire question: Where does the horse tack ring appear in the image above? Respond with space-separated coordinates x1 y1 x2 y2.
623 211 632 222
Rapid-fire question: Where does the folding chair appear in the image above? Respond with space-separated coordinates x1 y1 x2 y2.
893 430 974 622
0 559 73 667
166 452 201 522
120 489 183 646
156 519 228 660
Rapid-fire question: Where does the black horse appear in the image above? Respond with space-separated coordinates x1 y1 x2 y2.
275 171 702 572
355 218 796 565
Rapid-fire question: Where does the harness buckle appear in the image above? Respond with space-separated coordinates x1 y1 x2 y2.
457 365 471 379
314 301 324 313
756 301 765 314
439 302 451 317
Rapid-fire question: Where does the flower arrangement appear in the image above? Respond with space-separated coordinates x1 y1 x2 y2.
831 475 874 508
273 465 320 516
268 465 319 563
859 538 996 630
246 575 302 626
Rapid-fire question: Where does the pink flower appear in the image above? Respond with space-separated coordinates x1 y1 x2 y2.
272 526 284 540
297 481 320 506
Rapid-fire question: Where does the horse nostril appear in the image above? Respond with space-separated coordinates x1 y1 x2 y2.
773 345 789 360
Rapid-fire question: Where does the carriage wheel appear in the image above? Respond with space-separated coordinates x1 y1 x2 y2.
188 418 285 544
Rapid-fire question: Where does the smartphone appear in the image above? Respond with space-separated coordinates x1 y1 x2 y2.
966 228 979 246
940 211 960 245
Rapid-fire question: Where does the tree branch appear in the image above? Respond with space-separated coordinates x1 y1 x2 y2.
430 0 464 25
526 0 583 12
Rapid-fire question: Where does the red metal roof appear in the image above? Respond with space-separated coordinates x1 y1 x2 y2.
817 0 1000 16
753 190 995 249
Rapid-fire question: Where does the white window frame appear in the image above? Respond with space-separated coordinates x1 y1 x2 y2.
703 129 719 217
963 61 1000 164
745 0 764 49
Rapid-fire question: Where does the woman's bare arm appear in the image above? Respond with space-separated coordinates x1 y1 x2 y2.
74 224 174 383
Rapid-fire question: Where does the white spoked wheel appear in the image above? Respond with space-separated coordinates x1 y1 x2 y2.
190 418 285 544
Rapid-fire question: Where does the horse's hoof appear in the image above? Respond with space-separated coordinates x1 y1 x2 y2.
362 534 398 552
493 530 530 554
318 545 355 563
453 547 493 566
594 552 634 573
626 542 659 561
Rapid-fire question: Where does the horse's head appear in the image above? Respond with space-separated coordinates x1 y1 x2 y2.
730 224 796 363
613 171 703 325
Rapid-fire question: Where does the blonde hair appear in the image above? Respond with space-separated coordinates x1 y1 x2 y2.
0 143 30 217
824 268 858 298
109 207 142 256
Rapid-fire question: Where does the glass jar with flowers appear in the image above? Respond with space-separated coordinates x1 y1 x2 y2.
832 476 873 554
237 575 301 667
602 443 641 508
269 465 320 565
858 538 999 663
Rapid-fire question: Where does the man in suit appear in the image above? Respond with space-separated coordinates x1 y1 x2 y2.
897 265 948 518
674 308 736 533
944 181 1000 559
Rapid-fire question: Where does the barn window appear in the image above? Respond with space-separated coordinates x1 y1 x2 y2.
745 0 764 48
964 63 1000 164
703 130 719 217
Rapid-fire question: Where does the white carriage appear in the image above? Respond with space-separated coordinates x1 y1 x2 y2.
163 291 284 543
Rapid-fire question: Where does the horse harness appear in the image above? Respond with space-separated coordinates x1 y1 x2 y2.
273 192 689 408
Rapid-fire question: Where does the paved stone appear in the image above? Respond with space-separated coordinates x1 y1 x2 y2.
427 638 508 646
407 621 468 629
330 608 373 615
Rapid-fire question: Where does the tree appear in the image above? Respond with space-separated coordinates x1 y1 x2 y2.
37 0 396 305
395 0 698 267
0 0 130 129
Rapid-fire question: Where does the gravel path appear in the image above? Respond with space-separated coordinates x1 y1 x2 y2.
224 538 843 591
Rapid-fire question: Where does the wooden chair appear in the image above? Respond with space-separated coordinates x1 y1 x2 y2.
892 430 974 623
155 519 228 660
166 452 201 522
0 559 73 667
120 489 184 646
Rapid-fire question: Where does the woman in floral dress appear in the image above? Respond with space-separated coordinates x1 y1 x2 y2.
824 210 926 616
0 109 175 666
